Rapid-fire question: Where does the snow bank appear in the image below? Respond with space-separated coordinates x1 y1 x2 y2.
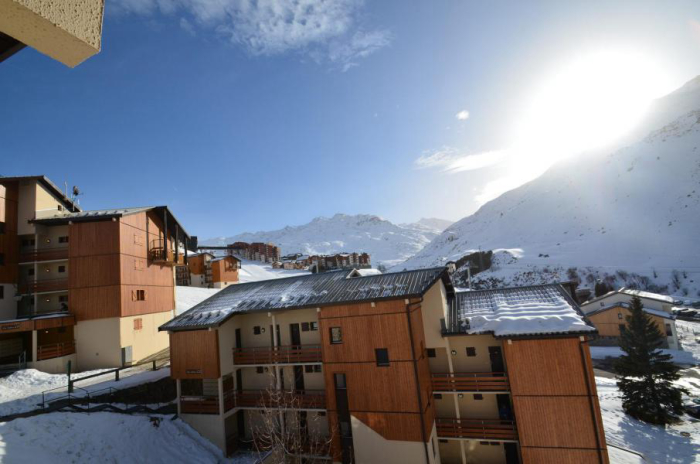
176 286 222 316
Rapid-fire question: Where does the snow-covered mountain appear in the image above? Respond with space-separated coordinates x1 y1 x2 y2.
204 214 448 267
400 77 700 298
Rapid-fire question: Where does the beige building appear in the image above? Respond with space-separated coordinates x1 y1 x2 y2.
0 0 104 67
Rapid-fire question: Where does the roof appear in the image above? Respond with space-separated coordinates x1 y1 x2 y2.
582 288 681 307
0 175 81 212
161 267 449 331
454 283 596 338
585 302 675 320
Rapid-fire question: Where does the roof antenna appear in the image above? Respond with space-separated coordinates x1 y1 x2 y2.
70 185 81 212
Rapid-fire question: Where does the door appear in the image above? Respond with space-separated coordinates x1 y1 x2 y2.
504 442 520 464
488 346 505 373
294 365 305 391
236 369 243 393
496 394 512 420
235 328 242 349
269 324 281 346
334 373 355 464
290 323 301 347
237 411 246 439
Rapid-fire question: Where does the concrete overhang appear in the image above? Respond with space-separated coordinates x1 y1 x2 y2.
0 0 104 67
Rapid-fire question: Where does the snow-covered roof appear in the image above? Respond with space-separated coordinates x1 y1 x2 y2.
348 268 382 277
161 267 448 331
585 302 675 320
619 288 679 304
455 284 595 337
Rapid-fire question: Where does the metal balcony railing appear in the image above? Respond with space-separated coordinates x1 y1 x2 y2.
19 247 69 263
37 341 75 361
233 345 322 365
432 372 509 392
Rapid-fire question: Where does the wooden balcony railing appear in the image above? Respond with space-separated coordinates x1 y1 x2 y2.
436 418 518 441
233 345 322 365
37 341 75 361
18 278 69 295
149 240 185 266
234 389 326 409
180 395 220 414
432 372 509 392
19 247 69 263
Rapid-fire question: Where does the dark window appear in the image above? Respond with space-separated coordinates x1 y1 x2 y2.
314 365 322 373
28 268 34 276
479 441 489 446
466 347 476 357
0 222 5 234
254 326 261 335
0 286 3 299
330 327 342 344
434 393 443 399
317 411 326 417
58 236 69 244
301 322 310 332
58 295 68 303
305 365 313 373
617 312 623 320
256 366 264 374
334 373 346 389
135 290 145 301
427 348 436 358
439 439 448 444
310 321 318 331
58 265 66 273
619 324 626 334
375 348 389 367
473 394 483 400
0 253 4 266
666 324 673 336
21 238 35 247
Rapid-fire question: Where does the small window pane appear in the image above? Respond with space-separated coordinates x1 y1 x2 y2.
427 348 436 358
314 365 322 373
305 365 313 373
466 347 476 357
58 265 66 273
434 393 442 400
254 326 261 335
330 327 342 344
375 348 389 366
473 394 483 400
334 373 346 389
310 321 318 331
301 322 310 332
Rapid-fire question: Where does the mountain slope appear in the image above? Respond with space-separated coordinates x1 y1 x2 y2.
400 77 700 298
204 214 444 267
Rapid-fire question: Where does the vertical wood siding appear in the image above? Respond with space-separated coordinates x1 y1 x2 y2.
170 329 221 379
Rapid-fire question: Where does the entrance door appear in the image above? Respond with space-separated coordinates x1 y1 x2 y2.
496 394 512 420
269 324 281 346
290 323 301 347
294 365 305 391
488 346 505 373
504 442 520 464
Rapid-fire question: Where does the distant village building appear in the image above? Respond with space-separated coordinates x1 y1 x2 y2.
183 253 240 289
308 252 371 273
227 242 281 264
581 288 680 350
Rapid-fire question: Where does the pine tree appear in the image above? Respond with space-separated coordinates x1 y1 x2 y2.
614 296 687 425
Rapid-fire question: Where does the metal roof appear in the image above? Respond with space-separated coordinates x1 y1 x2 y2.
584 301 675 320
161 267 448 331
0 175 81 212
453 283 596 337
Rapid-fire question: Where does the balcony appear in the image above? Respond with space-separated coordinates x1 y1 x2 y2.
18 278 69 295
233 345 322 365
149 240 185 266
436 418 518 441
19 247 69 263
235 389 326 409
432 372 509 392
180 390 235 415
37 341 76 361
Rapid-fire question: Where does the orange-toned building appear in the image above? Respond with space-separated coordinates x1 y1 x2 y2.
185 253 240 289
0 175 193 373
160 268 608 464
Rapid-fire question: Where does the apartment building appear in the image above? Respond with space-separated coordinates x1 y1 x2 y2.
0 0 104 67
581 288 680 350
0 175 192 373
160 268 608 464
186 253 240 289
228 242 281 264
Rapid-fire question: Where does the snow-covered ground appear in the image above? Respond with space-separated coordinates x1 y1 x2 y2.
0 412 260 464
591 346 700 366
0 366 170 417
175 286 222 315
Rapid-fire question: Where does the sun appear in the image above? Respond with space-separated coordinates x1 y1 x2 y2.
512 50 677 162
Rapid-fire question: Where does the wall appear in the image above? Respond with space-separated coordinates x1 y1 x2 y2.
503 337 608 464
421 281 448 349
0 0 104 67
350 415 437 464
119 311 171 363
181 412 226 452
211 257 238 286
74 316 121 370
587 306 677 349
447 335 503 373
170 329 220 379
31 353 76 374
583 293 672 314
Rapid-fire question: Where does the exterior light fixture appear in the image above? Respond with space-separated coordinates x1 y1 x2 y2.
261 327 266 333
458 394 464 399
451 350 457 356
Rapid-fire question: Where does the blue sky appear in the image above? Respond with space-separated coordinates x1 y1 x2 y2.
1 0 699 240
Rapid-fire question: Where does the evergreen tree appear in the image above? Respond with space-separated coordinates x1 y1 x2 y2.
594 280 611 297
614 296 687 425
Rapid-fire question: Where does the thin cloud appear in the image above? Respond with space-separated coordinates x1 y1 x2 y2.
110 0 391 70
455 110 470 120
415 146 506 173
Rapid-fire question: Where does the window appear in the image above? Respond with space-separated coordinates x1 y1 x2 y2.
134 290 146 301
619 324 626 334
58 295 68 303
301 322 310 332
0 286 3 299
330 327 342 344
57 205 64 211
0 253 4 266
439 439 448 444
0 222 4 234
133 318 143 330
427 348 436 358
375 348 389 367
434 393 443 400
253 326 261 335
473 394 483 400
305 365 313 373
256 366 264 374
58 265 66 273
58 236 69 244
314 365 322 373
28 268 34 276
466 347 476 357
666 324 673 336
334 373 346 389
22 238 35 247
310 321 318 331
317 411 326 417
617 312 623 320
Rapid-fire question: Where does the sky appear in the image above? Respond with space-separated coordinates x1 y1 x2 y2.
1 0 700 240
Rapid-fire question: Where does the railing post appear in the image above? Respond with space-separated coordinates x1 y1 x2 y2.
115 369 119 382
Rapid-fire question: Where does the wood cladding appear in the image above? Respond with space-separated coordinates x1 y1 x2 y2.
211 258 238 284
320 296 435 447
170 330 220 379
504 337 609 464
0 181 19 283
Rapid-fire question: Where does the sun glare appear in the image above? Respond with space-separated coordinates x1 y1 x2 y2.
513 50 676 162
